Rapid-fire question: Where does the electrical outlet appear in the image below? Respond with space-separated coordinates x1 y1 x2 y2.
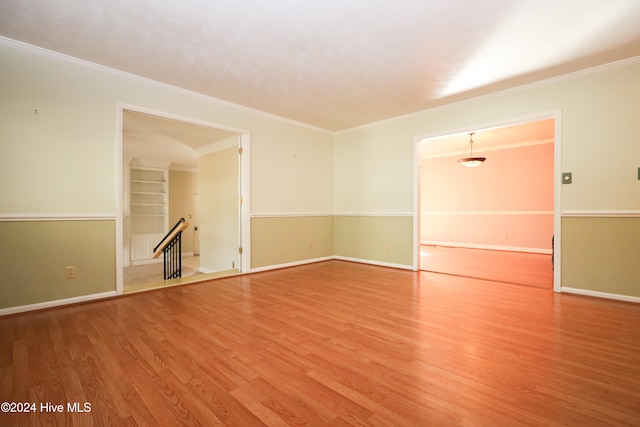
307 241 313 249
231 261 235 269
65 266 76 279
387 243 393 252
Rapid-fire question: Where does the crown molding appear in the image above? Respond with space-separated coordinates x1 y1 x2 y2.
3 36 639 137
0 36 332 135
337 55 640 135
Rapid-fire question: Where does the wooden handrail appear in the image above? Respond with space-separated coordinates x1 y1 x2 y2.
152 220 189 259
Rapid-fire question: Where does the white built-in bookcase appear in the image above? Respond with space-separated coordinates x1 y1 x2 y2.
129 167 168 262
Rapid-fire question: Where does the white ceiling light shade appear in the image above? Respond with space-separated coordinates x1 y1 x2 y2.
458 132 486 167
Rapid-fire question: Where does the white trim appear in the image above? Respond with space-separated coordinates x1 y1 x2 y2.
421 241 552 254
3 36 639 136
415 112 562 146
561 287 640 304
333 256 414 270
115 104 125 295
250 256 335 273
116 102 252 292
251 212 335 218
413 136 421 271
251 212 413 218
333 212 413 217
1 36 330 134
562 210 640 217
421 211 553 216
0 291 117 317
0 214 115 221
119 103 248 136
413 109 562 291
250 212 413 218
250 256 413 273
338 56 640 134
240 133 251 273
552 112 562 293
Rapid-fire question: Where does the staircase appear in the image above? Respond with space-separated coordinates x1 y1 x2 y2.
152 218 190 280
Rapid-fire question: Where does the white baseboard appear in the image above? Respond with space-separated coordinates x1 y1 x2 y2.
4 270 635 318
561 287 640 304
250 256 334 273
0 291 117 317
421 241 552 254
333 256 414 270
250 256 414 273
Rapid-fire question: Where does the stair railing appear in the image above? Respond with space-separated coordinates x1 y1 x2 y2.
152 217 190 280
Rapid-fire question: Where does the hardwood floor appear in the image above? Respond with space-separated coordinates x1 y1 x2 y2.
1 260 639 426
420 245 553 289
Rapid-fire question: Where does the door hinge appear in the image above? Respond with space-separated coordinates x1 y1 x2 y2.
239 196 243 205
239 247 243 254
239 147 243 155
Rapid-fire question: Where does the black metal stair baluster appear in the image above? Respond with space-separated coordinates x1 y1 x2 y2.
163 245 167 279
177 232 182 278
170 239 175 278
156 218 187 281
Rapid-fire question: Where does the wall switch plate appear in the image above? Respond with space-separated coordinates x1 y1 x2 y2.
562 172 572 184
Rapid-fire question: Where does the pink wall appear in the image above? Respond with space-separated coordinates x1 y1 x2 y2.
420 142 554 252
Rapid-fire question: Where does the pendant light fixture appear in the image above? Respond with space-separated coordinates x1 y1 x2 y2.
458 132 486 167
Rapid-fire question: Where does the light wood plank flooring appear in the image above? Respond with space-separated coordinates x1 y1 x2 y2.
1 260 639 426
420 245 553 289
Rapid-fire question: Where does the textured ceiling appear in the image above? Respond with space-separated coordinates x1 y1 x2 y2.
2 0 640 131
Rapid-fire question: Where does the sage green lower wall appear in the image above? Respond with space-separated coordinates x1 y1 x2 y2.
334 215 413 267
5 216 637 311
562 216 640 297
251 216 334 268
251 215 414 269
0 220 116 309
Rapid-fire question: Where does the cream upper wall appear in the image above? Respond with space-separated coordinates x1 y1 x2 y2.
250 122 334 214
335 59 640 213
1 44 117 214
334 125 414 213
0 41 334 216
6 39 637 218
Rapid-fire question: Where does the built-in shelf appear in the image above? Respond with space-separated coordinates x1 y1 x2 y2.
129 167 168 262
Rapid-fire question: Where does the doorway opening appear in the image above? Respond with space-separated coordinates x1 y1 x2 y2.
116 104 250 295
415 115 560 290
